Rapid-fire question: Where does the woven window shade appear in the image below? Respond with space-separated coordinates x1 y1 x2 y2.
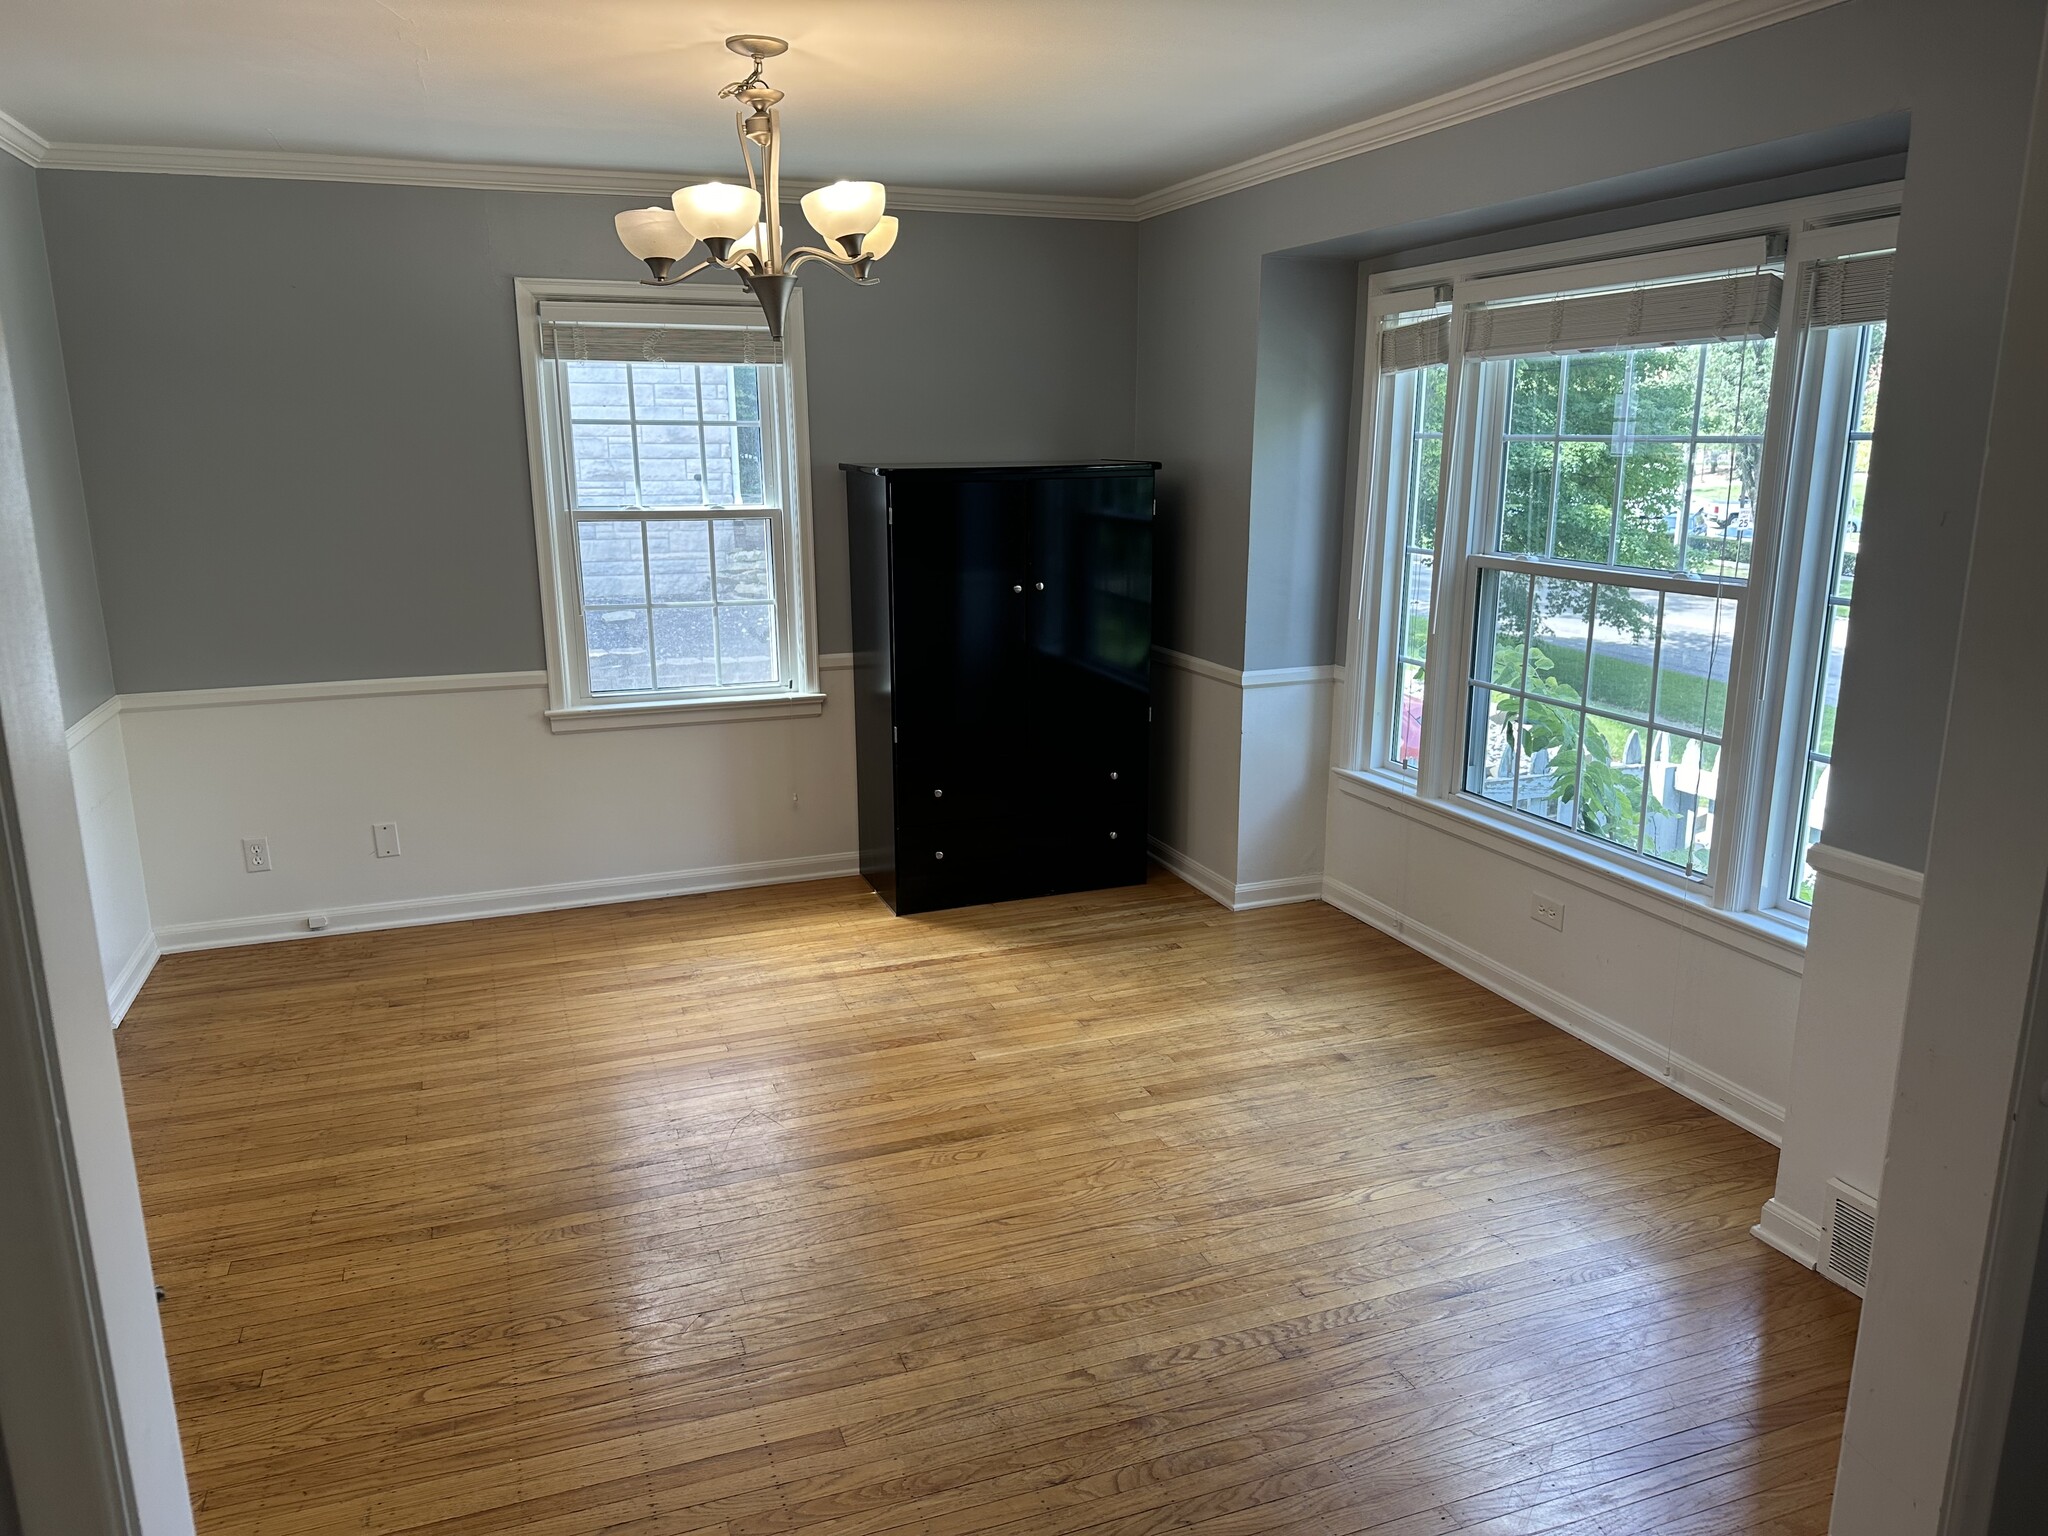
1464 271 1781 359
1380 313 1450 372
1806 252 1893 329
537 300 783 365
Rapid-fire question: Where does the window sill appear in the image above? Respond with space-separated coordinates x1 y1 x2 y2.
1329 766 1807 974
545 691 826 733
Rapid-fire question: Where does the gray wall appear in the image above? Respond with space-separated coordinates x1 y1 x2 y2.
1134 0 2047 872
0 154 113 725
1243 256 1359 675
34 174 1136 688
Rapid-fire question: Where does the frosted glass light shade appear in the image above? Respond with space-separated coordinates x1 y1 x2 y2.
614 207 695 261
671 181 762 243
801 180 886 243
861 215 899 260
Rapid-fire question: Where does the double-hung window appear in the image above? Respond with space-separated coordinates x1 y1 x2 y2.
1372 312 1450 774
1772 246 1892 905
1350 193 1898 935
518 284 821 730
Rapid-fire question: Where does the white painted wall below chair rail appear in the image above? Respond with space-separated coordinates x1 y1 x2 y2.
64 697 153 1020
79 656 857 964
1321 772 1802 1145
1150 647 1335 909
1755 842 1924 1268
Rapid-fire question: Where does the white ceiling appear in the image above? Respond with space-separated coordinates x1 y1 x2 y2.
2 1 1747 198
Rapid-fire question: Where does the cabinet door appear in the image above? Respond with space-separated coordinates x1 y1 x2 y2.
1024 475 1153 890
890 476 1028 758
888 477 1031 907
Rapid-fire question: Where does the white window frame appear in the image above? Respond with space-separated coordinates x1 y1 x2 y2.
1336 185 1903 960
515 278 823 732
1752 217 1899 916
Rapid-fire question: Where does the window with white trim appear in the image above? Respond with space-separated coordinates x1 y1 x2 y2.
518 287 820 729
1777 251 1892 904
1349 195 1899 931
1373 347 1448 773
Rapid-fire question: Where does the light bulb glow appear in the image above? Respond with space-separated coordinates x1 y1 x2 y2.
614 207 696 262
731 222 783 260
801 180 887 244
671 181 762 243
861 215 899 261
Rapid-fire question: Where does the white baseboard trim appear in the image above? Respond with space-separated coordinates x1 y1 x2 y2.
154 851 862 953
1321 874 1786 1146
1148 839 1322 912
1233 875 1326 909
1149 838 1237 910
1751 1197 1824 1269
106 932 160 1026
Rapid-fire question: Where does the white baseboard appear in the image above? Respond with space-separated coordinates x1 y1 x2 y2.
1233 874 1325 909
106 932 159 1026
1751 1197 1824 1269
1149 838 1237 909
1148 839 1320 912
155 851 862 953
1321 874 1786 1146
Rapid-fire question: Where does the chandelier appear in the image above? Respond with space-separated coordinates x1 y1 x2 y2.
612 35 898 340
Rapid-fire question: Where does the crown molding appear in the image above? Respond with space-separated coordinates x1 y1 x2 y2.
0 106 48 167
1129 0 1847 219
28 138 1135 220
6 0 1845 219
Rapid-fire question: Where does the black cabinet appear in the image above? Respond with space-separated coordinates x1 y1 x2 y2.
843 461 1158 915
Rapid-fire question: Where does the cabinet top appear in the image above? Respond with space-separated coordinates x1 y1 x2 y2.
841 460 1160 478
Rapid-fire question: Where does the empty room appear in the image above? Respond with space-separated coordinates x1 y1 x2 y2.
5 2 2048 1533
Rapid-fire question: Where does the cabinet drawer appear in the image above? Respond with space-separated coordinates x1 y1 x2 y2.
892 821 1033 912
1037 815 1149 895
893 753 1015 825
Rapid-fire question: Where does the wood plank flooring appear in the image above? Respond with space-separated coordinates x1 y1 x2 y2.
116 872 1858 1535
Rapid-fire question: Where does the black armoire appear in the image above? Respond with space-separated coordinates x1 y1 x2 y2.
843 461 1158 915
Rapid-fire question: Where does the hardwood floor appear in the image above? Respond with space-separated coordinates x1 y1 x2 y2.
116 872 1858 1535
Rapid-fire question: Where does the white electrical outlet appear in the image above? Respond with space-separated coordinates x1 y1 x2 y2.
372 822 402 858
241 837 272 874
1531 891 1564 930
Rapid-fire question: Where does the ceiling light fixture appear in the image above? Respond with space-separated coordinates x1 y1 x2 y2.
613 35 897 340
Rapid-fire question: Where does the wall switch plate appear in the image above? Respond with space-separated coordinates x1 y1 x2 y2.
372 822 401 858
1531 891 1564 930
241 837 271 874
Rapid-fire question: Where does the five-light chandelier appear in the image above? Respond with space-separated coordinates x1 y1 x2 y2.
612 35 898 339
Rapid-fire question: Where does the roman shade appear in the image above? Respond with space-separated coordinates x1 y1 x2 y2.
1805 252 1894 329
1462 271 1782 359
537 300 785 365
1379 312 1451 372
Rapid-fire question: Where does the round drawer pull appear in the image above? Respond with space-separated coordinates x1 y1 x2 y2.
1011 584 1023 593
1109 831 1118 841
935 850 945 860
933 788 944 798
1109 771 1119 781
1034 581 1046 591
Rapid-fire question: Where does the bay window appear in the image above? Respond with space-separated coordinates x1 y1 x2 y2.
1348 192 1899 933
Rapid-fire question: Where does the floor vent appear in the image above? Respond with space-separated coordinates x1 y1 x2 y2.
1821 1178 1879 1296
